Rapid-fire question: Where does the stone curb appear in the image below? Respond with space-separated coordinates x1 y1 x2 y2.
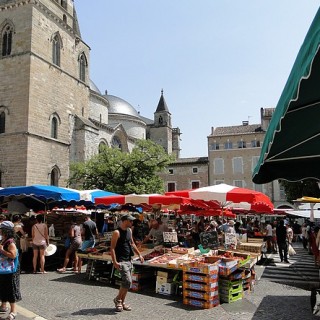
16 305 47 320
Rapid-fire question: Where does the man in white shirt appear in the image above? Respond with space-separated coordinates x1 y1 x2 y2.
143 219 168 246
266 222 273 253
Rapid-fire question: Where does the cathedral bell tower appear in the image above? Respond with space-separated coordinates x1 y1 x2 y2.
148 90 173 155
0 0 90 186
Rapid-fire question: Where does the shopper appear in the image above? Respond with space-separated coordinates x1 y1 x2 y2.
292 220 301 242
276 219 289 263
286 224 294 244
272 221 278 253
301 223 308 249
77 215 99 273
57 216 82 273
0 221 22 320
32 214 49 274
110 214 144 312
12 215 27 270
311 226 320 266
265 222 273 253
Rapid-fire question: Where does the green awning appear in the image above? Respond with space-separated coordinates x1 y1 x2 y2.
253 8 320 184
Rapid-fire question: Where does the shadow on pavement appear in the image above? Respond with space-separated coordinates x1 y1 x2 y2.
49 273 117 287
260 244 320 291
252 295 317 319
70 307 117 317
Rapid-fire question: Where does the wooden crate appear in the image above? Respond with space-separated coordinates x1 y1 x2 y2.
183 272 218 283
182 261 219 274
183 297 220 309
183 288 219 300
183 280 219 292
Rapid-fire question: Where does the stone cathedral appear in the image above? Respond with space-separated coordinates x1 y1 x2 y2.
0 0 181 187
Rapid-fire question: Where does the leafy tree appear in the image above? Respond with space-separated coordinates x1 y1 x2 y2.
68 139 175 194
280 179 320 203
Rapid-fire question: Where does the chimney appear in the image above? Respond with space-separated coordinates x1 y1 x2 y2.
242 121 249 126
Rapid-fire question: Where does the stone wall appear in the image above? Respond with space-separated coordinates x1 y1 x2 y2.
159 160 209 191
149 126 173 154
0 1 90 186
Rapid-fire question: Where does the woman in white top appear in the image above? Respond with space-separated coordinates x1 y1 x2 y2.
286 224 294 244
32 214 49 274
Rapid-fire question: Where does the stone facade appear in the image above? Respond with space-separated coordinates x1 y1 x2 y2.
159 157 209 192
207 108 292 209
0 0 90 186
0 0 181 187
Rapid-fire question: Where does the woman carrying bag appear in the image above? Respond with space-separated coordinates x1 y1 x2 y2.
0 221 22 320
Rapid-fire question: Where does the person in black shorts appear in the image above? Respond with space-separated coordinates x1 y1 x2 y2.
110 215 144 312
276 219 289 263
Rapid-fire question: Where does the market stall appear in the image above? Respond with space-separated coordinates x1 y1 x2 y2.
165 183 274 213
77 228 261 309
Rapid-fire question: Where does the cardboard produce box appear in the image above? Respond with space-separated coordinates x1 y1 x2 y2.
156 282 176 295
157 275 173 284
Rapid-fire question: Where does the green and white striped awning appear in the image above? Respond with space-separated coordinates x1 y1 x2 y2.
253 7 320 184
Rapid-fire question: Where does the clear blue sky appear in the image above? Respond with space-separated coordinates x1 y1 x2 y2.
75 1 319 158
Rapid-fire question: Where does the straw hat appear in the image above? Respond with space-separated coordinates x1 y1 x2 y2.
45 244 57 256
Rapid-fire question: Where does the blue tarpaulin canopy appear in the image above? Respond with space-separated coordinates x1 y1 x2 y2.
0 185 80 202
0 185 81 212
0 186 119 212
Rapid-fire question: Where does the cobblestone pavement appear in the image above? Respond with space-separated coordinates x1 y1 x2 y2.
6 243 320 320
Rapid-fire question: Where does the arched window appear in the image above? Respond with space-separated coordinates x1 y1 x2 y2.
99 141 107 153
111 136 122 150
63 14 67 23
52 34 61 66
61 0 67 9
159 116 163 125
50 167 60 186
2 24 13 57
79 53 87 82
51 117 58 139
0 112 5 134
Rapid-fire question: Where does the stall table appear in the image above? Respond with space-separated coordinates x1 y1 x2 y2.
76 244 260 309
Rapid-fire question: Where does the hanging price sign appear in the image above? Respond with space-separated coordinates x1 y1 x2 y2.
163 232 178 243
224 233 237 246
104 232 113 242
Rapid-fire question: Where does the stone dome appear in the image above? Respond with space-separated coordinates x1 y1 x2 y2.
105 94 140 118
89 79 101 94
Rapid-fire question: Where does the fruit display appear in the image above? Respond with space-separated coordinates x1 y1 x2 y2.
143 249 165 261
172 246 194 254
148 252 185 266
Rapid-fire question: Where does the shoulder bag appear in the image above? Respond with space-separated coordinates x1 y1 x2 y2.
35 224 49 246
0 239 19 274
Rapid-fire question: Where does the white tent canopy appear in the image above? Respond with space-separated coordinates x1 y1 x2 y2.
298 203 320 210
285 210 320 219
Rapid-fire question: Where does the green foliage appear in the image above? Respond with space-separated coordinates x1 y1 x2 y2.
280 179 320 203
68 139 174 194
